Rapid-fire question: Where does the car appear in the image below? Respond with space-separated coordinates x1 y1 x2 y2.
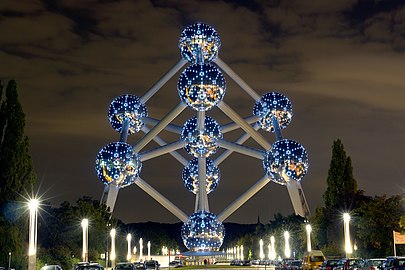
278 258 297 270
319 259 341 270
75 263 104 270
134 262 145 270
169 261 183 268
40 265 63 270
358 259 386 270
382 257 405 270
115 263 136 270
334 259 363 270
144 260 159 270
302 250 326 270
288 260 303 270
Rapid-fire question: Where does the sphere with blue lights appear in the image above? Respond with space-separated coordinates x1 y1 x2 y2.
179 22 221 63
181 116 223 157
95 142 142 188
253 92 292 132
263 139 308 185
108 94 148 134
178 63 226 111
182 158 220 194
181 211 225 252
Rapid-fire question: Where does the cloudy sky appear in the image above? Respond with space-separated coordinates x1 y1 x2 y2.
0 0 404 225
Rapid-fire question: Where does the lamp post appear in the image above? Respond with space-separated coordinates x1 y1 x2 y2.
259 239 265 260
110 228 116 268
81 219 89 262
139 238 143 261
343 213 353 258
306 224 312 252
147 241 151 260
127 234 132 262
284 231 291 258
28 199 39 270
270 236 276 261
240 245 244 261
8 252 11 270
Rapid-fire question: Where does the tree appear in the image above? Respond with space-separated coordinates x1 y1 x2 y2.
0 80 36 269
354 195 405 257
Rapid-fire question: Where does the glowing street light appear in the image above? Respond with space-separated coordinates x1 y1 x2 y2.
259 239 265 260
306 224 312 252
284 231 291 258
28 198 39 270
270 236 276 260
133 246 137 255
110 228 116 268
147 241 151 260
139 238 143 261
343 213 353 257
81 219 89 262
240 245 244 260
127 233 132 261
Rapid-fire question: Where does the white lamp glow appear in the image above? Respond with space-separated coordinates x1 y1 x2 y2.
284 231 291 258
81 219 89 262
127 233 132 261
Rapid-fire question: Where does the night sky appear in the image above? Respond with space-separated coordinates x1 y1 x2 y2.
1 0 404 224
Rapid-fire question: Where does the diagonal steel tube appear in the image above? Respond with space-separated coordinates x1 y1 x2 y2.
217 139 264 160
218 101 271 150
141 126 188 166
139 140 186 162
214 58 261 101
140 59 188 103
133 102 186 153
143 117 182 134
135 177 188 222
215 123 261 166
218 175 271 222
221 115 260 134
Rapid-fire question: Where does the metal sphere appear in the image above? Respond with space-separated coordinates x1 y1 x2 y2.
181 211 225 252
178 63 226 111
182 158 220 194
108 94 148 134
263 139 309 185
181 116 223 158
253 92 292 132
95 142 141 188
179 22 221 63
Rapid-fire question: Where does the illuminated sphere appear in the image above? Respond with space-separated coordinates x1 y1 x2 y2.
108 94 148 134
181 116 223 157
95 142 142 188
179 22 221 63
263 139 308 185
181 211 225 252
253 92 292 132
178 63 226 111
182 158 220 194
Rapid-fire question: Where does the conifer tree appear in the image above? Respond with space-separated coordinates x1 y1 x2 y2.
0 80 36 268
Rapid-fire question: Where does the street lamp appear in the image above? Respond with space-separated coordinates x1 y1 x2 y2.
343 213 353 258
306 224 312 252
28 198 39 270
147 241 151 260
81 219 89 262
8 252 11 270
259 239 265 260
110 228 116 268
127 234 132 262
270 236 276 260
139 238 143 261
284 231 291 258
240 245 244 260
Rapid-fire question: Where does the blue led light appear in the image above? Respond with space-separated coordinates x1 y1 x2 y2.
263 139 309 184
181 211 225 252
253 92 292 132
108 94 148 134
179 22 221 63
178 63 226 111
95 142 141 188
182 158 220 194
181 116 223 157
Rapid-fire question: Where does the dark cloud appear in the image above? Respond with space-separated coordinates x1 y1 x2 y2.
0 0 404 224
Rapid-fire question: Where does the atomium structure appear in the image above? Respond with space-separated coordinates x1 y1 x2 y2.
95 22 310 253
